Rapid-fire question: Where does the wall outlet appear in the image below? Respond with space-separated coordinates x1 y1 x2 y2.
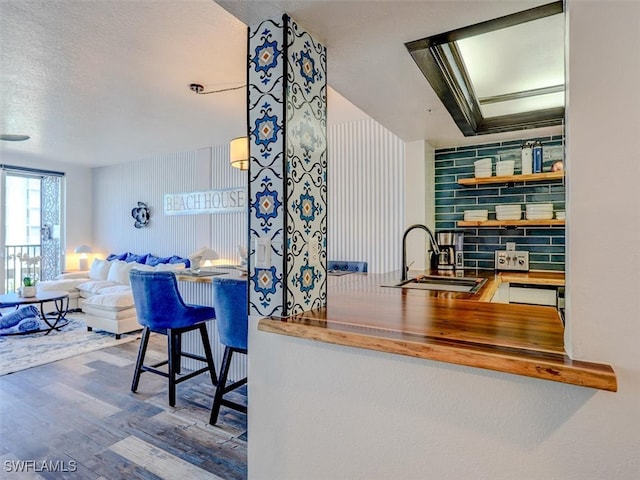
495 250 529 271
308 240 319 266
254 238 271 268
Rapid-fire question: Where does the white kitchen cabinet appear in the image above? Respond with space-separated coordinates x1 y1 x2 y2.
490 282 560 308
508 284 558 306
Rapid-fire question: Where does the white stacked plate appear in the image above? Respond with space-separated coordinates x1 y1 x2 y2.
495 160 515 177
474 167 492 178
474 158 492 178
525 203 554 220
463 209 488 222
495 204 522 221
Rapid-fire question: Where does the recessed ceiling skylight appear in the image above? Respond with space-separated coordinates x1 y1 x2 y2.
405 1 564 136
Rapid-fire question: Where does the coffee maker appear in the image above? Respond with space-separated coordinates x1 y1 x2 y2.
435 230 464 270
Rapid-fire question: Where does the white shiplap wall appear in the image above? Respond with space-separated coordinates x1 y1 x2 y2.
92 146 247 262
327 119 405 274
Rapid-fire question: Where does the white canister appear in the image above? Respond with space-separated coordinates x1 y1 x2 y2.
521 143 533 174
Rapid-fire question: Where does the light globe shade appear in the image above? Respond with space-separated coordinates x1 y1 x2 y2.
230 136 249 170
74 245 93 271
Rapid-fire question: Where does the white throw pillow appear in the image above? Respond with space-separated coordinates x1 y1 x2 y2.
155 262 187 272
57 272 90 280
77 280 119 294
37 279 86 292
107 260 135 285
130 263 154 272
89 259 112 280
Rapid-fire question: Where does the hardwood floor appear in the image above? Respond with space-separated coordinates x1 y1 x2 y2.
0 333 247 479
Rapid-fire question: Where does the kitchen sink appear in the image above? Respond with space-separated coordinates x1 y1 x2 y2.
384 275 487 294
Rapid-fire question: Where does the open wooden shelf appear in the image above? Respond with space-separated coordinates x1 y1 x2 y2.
458 171 564 186
458 219 565 227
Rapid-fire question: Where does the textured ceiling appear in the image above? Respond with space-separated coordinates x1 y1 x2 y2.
0 0 561 168
1 0 248 167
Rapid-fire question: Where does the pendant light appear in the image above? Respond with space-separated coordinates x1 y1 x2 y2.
230 136 249 170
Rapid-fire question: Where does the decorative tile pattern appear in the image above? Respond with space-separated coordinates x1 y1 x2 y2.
251 175 282 233
252 35 281 83
290 263 320 306
435 136 566 271
285 17 327 314
249 18 286 317
248 15 327 316
41 175 61 281
250 266 283 310
252 105 282 153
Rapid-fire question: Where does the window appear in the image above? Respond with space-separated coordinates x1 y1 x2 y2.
1 166 64 292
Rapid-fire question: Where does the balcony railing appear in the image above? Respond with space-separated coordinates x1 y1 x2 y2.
4 244 42 294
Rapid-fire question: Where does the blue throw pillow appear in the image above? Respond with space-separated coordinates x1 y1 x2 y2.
106 252 129 261
169 256 190 268
125 253 150 264
145 254 171 266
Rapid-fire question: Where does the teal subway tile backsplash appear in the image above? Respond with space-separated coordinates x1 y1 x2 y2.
501 185 550 195
477 194 525 205
525 193 565 203
527 228 565 237
437 221 458 229
456 187 502 198
435 136 565 272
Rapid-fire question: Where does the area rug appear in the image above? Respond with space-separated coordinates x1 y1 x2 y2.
0 314 139 376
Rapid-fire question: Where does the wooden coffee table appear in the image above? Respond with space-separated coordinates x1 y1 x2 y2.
0 290 70 335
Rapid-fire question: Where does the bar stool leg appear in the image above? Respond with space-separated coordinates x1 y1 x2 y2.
209 346 234 425
131 327 150 392
174 332 182 375
199 324 218 386
167 328 179 407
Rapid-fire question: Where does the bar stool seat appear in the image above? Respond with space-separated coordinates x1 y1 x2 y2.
129 270 217 407
209 278 248 425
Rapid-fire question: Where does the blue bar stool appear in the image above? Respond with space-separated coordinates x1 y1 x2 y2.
209 278 248 425
129 270 218 407
327 260 368 272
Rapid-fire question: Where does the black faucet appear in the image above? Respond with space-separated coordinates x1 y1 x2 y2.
401 224 440 281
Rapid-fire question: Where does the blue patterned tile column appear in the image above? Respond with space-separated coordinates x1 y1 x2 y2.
248 15 327 317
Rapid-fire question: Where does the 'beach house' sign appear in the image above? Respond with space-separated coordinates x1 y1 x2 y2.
163 188 246 215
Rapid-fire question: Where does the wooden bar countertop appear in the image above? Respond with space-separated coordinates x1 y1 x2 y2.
258 270 617 392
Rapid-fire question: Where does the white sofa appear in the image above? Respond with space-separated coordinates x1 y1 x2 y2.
36 272 87 310
37 254 189 338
